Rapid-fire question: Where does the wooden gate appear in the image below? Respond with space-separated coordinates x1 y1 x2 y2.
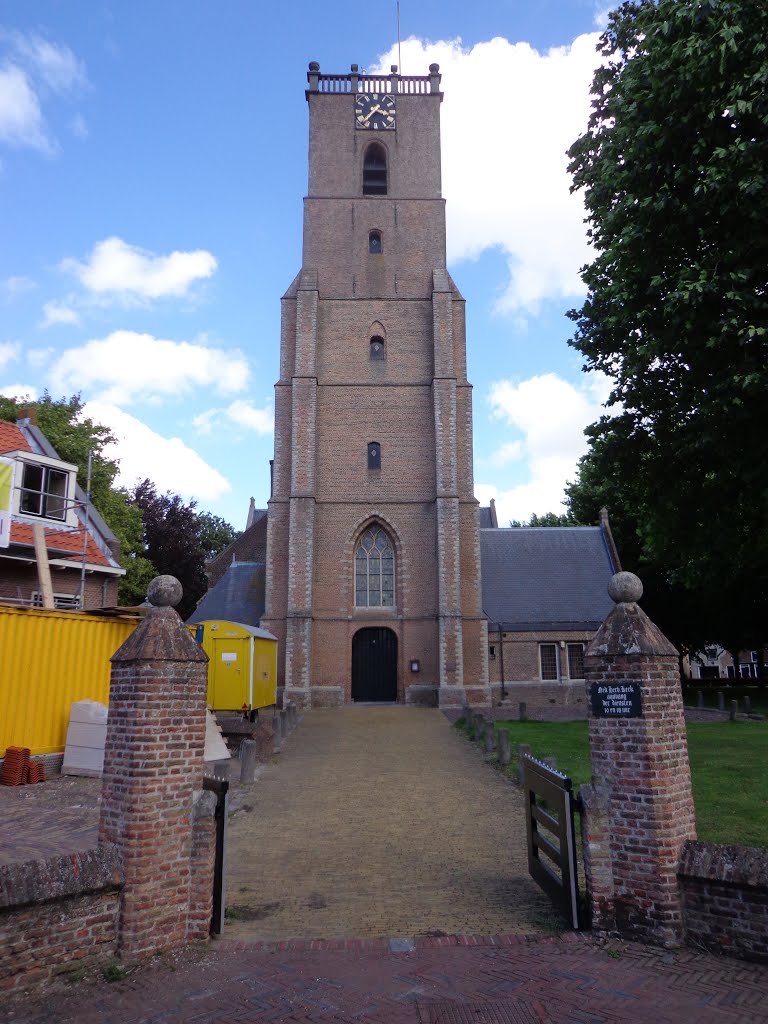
521 754 581 929
351 627 397 702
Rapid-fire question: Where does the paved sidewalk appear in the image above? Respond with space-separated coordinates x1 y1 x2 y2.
223 706 557 941
3 933 767 1023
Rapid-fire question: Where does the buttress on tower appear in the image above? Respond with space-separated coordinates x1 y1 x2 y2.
262 62 489 709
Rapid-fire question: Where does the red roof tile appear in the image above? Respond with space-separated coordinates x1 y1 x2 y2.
0 421 31 455
10 521 111 567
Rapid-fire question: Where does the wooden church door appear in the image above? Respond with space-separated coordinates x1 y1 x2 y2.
351 628 397 702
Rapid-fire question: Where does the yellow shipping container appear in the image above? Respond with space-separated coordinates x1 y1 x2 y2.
0 605 141 756
188 620 277 711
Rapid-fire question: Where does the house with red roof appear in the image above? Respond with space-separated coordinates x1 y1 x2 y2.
0 417 124 609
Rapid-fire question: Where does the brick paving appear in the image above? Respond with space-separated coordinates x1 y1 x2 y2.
2 933 767 1023
223 706 558 941
0 775 100 865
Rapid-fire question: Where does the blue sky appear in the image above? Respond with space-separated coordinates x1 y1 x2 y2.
0 1 613 530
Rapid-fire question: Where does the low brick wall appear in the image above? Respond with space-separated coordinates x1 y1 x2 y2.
679 840 768 963
0 845 123 992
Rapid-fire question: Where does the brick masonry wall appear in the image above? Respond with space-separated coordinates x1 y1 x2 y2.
266 72 488 704
0 563 118 608
0 846 122 992
99 606 211 960
679 840 768 963
583 597 697 947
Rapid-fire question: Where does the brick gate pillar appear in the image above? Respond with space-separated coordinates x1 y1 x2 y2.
98 575 211 960
582 571 696 946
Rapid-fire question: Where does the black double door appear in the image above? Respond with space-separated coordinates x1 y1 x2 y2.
351 627 397 702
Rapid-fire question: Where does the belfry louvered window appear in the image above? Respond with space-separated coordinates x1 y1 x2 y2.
354 525 395 607
363 144 387 195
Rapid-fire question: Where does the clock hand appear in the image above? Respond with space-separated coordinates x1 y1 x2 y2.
363 103 383 124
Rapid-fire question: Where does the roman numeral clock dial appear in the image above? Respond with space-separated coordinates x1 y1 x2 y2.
355 93 396 130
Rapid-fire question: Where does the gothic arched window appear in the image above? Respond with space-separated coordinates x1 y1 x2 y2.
369 230 382 253
354 525 395 607
363 144 387 196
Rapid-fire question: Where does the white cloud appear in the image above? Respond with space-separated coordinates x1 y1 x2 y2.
51 330 249 405
193 398 274 436
486 440 524 467
2 275 36 297
375 34 601 313
0 65 50 152
11 34 87 93
0 341 20 371
0 33 88 155
40 300 81 327
476 372 611 523
83 402 231 502
0 383 36 400
27 346 54 369
61 237 217 303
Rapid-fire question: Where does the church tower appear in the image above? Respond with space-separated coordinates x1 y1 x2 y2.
262 61 489 709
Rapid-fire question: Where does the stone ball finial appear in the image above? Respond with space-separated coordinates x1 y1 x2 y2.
608 571 643 605
390 64 398 73
308 61 320 72
147 575 183 608
429 63 440 73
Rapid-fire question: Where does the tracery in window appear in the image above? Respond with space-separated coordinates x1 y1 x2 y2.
363 143 387 195
354 524 395 608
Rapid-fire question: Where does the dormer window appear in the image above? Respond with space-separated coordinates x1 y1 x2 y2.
363 144 387 196
20 463 68 521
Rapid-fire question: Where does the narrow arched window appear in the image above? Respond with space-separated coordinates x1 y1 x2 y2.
355 525 395 607
370 335 385 360
363 144 387 196
369 230 382 253
367 442 381 470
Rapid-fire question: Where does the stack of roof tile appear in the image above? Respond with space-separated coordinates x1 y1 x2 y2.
1 746 30 786
26 761 46 784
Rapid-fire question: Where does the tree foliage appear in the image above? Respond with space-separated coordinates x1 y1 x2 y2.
128 481 214 620
509 512 580 528
566 0 768 655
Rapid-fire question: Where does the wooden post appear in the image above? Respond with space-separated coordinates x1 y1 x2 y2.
33 524 54 608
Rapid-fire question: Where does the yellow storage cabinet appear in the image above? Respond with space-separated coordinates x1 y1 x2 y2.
190 620 277 712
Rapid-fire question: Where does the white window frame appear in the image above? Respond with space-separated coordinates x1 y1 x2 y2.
11 452 78 528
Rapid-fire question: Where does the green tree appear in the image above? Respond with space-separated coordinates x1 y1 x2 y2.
128 480 213 619
566 0 768 658
509 512 580 528
197 511 240 560
0 393 155 605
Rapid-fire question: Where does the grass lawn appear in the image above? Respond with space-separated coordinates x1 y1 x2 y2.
468 719 767 848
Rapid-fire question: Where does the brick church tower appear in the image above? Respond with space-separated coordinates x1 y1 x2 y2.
262 61 488 709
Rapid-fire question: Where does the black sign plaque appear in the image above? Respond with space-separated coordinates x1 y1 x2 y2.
590 682 643 718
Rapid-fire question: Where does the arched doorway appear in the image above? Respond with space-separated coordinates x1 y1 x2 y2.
352 627 397 702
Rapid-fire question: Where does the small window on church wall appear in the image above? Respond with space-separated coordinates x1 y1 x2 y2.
354 525 394 607
370 336 385 360
367 442 381 470
363 144 387 196
369 231 382 253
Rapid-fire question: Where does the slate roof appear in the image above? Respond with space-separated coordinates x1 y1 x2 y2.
480 527 618 631
188 561 266 626
206 511 267 589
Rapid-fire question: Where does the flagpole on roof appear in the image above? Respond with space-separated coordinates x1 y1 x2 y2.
397 1 402 75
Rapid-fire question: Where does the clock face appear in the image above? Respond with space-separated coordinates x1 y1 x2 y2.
355 93 396 131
